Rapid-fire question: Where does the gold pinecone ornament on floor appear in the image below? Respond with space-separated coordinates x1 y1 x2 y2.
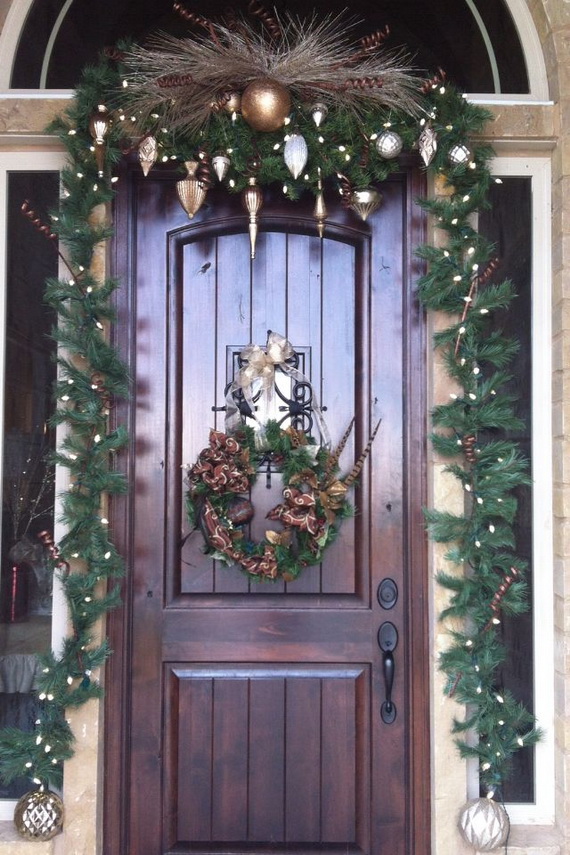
14 788 64 841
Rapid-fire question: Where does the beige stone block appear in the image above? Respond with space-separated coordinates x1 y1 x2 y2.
527 0 554 43
553 485 570 518
483 104 556 142
496 822 562 855
553 519 570 557
553 438 570 483
553 668 570 718
0 822 55 853
551 273 568 310
552 231 570 275
552 296 570 335
553 591 565 628
0 100 66 135
56 700 102 855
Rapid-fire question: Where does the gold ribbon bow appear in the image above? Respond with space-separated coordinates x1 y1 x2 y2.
237 332 295 392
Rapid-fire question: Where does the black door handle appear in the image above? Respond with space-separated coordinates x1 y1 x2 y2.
378 621 398 724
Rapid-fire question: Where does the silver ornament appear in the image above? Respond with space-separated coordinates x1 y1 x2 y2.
212 153 231 182
419 126 438 166
458 798 510 852
375 130 403 160
449 143 472 165
310 102 328 127
138 135 158 177
284 133 308 179
349 187 382 222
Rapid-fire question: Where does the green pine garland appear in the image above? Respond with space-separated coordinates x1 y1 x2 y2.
0 44 540 802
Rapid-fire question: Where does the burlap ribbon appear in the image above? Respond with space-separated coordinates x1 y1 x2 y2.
225 331 330 447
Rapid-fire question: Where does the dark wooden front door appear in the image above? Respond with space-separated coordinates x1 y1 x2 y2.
105 163 429 855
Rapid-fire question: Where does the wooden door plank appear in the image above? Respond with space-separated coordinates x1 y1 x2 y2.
248 677 286 840
175 675 214 842
211 678 249 839
284 677 322 842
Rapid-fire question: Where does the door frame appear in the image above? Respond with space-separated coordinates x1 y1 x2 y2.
103 158 430 855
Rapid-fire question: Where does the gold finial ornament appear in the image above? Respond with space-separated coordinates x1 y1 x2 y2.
313 170 328 238
241 177 264 259
88 104 110 178
176 160 207 218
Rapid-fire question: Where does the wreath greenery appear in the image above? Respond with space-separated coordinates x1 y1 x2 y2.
186 420 358 582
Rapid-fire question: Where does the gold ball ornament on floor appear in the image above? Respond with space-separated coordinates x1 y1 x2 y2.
458 798 510 852
14 789 64 841
241 78 291 132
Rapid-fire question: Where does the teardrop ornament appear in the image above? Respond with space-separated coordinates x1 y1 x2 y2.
284 133 308 179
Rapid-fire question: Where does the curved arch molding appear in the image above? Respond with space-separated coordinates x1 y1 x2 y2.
0 0 550 98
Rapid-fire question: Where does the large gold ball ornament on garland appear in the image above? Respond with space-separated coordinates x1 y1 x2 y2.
457 798 509 851
241 78 292 132
14 789 64 841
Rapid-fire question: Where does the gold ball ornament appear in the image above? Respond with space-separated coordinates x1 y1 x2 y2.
458 798 510 852
14 789 64 841
241 79 291 132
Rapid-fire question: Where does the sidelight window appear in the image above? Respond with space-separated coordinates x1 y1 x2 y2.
0 155 66 820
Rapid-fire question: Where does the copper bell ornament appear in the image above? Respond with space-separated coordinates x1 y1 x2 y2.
88 104 110 178
241 177 263 259
176 160 207 219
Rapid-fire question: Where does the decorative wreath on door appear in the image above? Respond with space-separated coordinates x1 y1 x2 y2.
185 332 380 581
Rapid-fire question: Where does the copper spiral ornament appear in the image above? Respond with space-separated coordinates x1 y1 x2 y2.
461 434 477 464
157 73 195 89
361 26 390 52
247 0 282 40
337 174 354 209
196 151 214 189
21 200 58 240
